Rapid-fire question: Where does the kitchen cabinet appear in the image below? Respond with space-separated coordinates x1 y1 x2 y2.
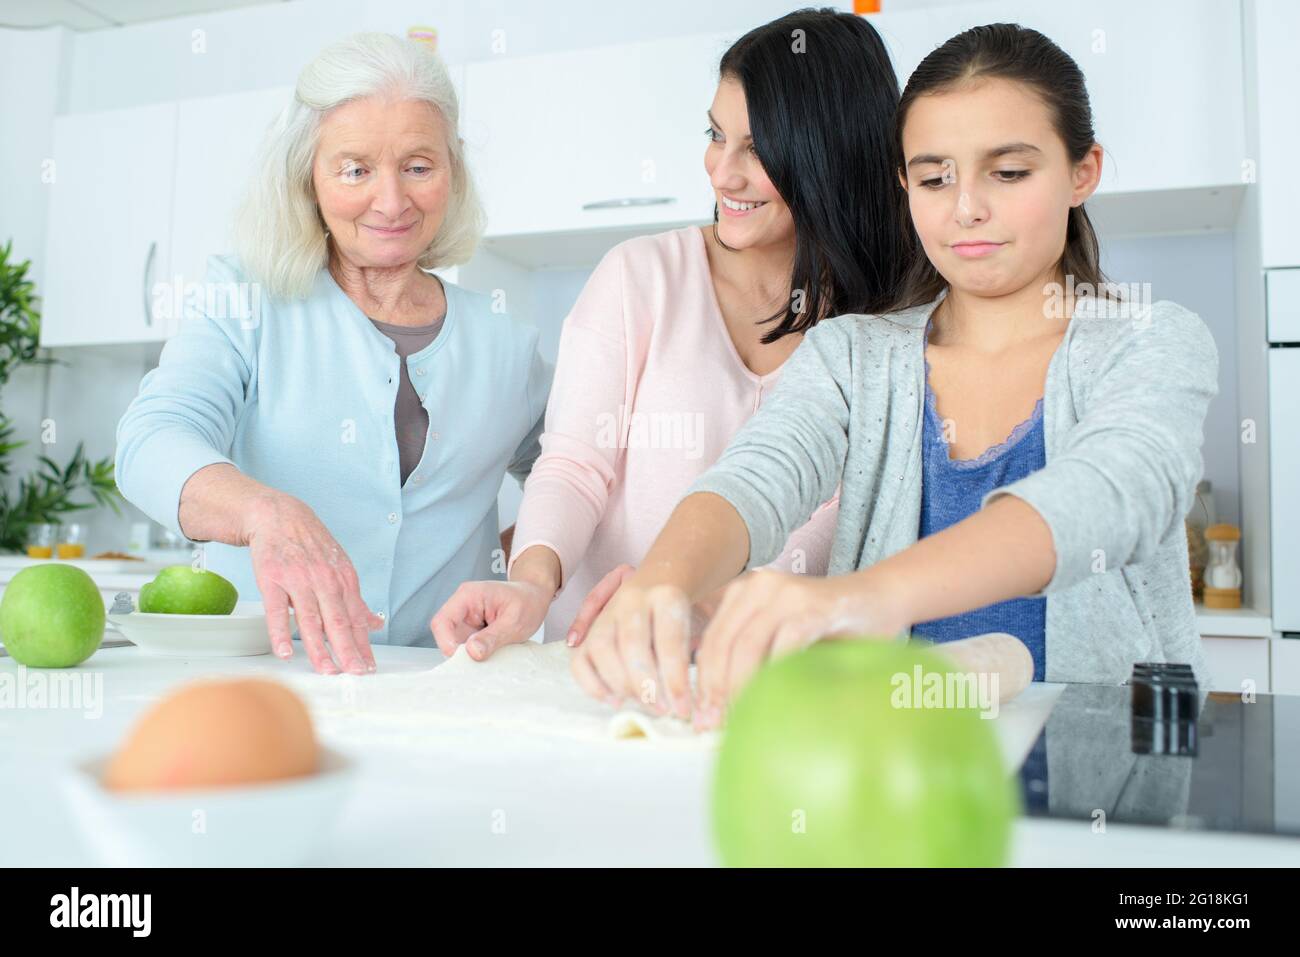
462 32 730 244
464 0 1244 268
168 87 294 307
1273 640 1300 696
1202 636 1271 694
1266 268 1300 343
1268 346 1300 632
868 0 1245 199
41 88 290 347
1254 0 1300 268
40 102 178 347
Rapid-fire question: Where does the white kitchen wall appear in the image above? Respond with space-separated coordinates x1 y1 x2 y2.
0 25 69 491
1100 232 1241 527
491 266 591 528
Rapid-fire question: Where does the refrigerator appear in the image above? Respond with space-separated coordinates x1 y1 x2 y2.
1269 267 1300 633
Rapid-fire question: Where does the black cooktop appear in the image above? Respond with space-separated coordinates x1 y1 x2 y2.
1018 683 1300 838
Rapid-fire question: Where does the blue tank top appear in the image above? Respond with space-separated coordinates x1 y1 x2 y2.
911 348 1048 682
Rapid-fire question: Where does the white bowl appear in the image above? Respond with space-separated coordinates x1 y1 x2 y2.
58 747 354 867
106 600 289 657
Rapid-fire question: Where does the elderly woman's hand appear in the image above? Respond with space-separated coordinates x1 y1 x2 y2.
245 493 381 675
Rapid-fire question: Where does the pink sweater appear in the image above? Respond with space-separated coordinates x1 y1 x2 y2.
509 226 841 641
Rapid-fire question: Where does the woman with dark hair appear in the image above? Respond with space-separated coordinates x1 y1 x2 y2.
576 22 1217 725
429 8 910 696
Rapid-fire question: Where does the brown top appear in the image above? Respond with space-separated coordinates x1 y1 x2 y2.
369 315 445 486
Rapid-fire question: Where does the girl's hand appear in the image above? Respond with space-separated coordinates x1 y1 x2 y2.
571 578 695 720
693 570 905 731
566 565 730 649
245 494 382 676
564 563 637 647
429 580 553 660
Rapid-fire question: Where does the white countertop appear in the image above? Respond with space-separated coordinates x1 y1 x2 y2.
0 554 185 595
1 641 1296 867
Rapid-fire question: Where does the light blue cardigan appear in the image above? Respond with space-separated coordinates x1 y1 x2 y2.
115 255 551 646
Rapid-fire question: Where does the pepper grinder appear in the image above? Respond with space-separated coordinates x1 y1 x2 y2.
1203 523 1242 609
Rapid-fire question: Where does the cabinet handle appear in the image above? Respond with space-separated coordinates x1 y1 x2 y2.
141 241 157 327
581 197 676 210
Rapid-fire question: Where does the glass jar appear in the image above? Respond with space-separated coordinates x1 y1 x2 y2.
57 522 87 560
25 523 57 559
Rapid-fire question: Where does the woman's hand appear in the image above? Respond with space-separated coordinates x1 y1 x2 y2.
563 563 637 647
571 577 696 720
565 563 727 648
429 580 553 660
693 569 905 730
245 494 382 676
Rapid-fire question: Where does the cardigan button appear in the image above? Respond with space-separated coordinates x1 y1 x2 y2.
387 512 398 524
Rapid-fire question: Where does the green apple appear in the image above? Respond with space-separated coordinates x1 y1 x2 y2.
0 564 106 668
138 565 238 615
712 638 1019 867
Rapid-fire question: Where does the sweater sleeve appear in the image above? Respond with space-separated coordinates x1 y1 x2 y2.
764 491 841 576
505 331 554 488
507 245 631 585
685 319 853 569
114 255 256 541
984 301 1219 595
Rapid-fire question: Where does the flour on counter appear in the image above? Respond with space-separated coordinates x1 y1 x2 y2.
282 640 716 749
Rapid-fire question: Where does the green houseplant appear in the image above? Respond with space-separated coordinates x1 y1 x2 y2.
0 238 121 553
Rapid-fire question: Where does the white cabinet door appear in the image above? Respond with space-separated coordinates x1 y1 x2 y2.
1269 348 1300 632
40 102 178 347
1256 0 1300 268
1267 268 1300 344
464 33 731 237
1201 637 1271 694
1272 639 1300 696
867 0 1245 196
168 86 294 330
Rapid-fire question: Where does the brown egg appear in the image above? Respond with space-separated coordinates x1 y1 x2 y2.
104 678 318 792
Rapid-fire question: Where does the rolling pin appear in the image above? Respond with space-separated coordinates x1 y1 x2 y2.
916 632 1034 704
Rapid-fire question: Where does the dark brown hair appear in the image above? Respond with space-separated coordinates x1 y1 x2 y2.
890 23 1112 310
718 8 912 340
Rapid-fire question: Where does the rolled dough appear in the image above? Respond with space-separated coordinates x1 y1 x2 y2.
284 640 716 748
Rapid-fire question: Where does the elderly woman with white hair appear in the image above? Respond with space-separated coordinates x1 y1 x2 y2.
115 33 551 675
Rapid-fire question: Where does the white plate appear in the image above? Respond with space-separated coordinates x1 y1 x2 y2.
58 747 354 867
106 600 287 657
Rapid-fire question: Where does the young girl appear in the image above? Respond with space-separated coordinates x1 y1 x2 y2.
429 10 911 665
574 23 1218 728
